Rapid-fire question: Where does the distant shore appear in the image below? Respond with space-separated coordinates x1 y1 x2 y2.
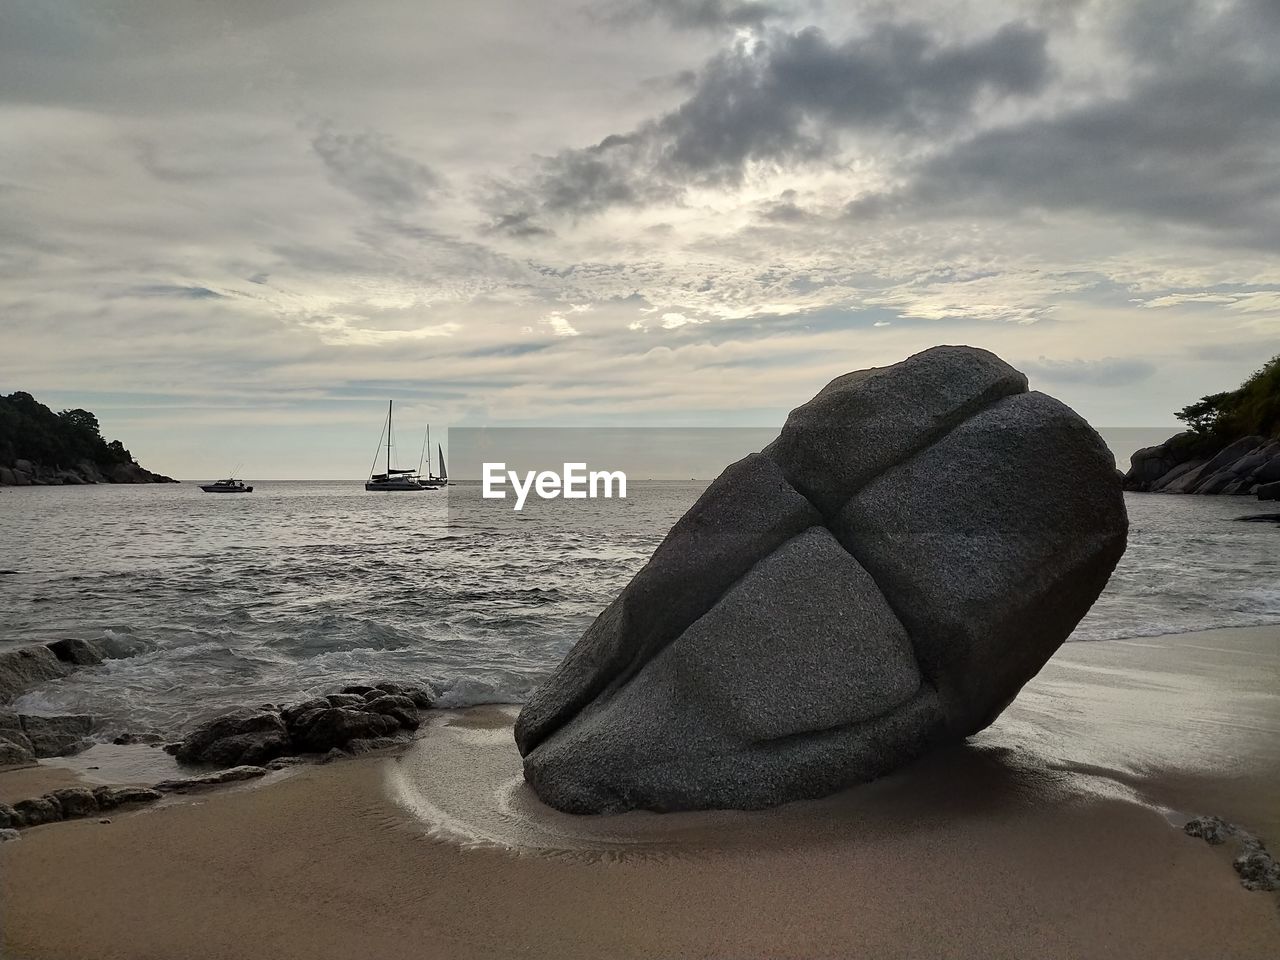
2 625 1278 959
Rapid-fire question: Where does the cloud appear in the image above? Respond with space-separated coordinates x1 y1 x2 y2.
498 18 1050 219
660 311 706 328
1021 356 1157 388
2 0 1278 477
541 306 591 337
310 125 438 212
121 285 227 300
486 211 554 238
850 0 1280 248
595 0 788 30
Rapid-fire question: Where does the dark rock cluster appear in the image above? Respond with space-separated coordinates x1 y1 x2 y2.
169 682 435 768
1124 433 1280 497
0 785 161 830
517 346 1127 814
1 635 155 767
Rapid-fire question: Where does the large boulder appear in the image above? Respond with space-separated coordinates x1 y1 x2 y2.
1124 431 1200 491
0 738 34 767
1163 435 1269 494
290 707 402 753
517 346 1128 813
19 714 94 757
0 646 72 704
46 635 152 666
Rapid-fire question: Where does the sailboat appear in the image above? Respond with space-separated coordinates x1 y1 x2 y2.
419 426 449 488
365 400 427 492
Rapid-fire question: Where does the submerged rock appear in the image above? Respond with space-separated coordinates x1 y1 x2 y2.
517 346 1128 813
155 765 269 792
46 635 153 666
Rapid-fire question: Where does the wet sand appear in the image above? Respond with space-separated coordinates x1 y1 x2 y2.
2 625 1278 959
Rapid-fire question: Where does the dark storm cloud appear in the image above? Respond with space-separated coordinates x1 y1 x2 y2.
1022 357 1157 388
596 0 787 30
500 19 1049 220
852 0 1280 246
310 126 438 212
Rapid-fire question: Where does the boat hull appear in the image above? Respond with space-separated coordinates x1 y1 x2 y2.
200 485 253 493
364 482 427 491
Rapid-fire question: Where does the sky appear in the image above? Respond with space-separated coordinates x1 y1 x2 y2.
1 0 1278 478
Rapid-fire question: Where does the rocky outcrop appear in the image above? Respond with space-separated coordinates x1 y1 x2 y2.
173 708 291 767
0 392 177 485
0 635 153 706
0 637 155 765
0 785 161 830
0 646 72 703
155 766 270 792
1124 434 1280 497
170 681 434 768
1 711 101 766
46 634 153 666
1257 480 1280 502
18 714 94 757
517 346 1127 813
0 715 35 766
0 459 176 485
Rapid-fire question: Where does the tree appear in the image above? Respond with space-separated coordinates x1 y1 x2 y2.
1175 392 1231 434
58 408 102 437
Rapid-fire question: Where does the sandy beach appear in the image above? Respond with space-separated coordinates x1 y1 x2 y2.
3 625 1278 960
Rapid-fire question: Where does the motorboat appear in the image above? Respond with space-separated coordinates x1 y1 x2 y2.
200 478 253 493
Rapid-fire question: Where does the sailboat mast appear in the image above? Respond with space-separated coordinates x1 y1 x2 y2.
427 424 432 476
386 399 392 477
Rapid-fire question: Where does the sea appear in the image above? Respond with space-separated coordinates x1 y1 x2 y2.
1 474 1278 738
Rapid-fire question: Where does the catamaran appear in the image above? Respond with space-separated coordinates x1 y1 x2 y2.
365 400 428 492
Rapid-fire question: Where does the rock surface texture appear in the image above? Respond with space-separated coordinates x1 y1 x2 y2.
516 346 1128 813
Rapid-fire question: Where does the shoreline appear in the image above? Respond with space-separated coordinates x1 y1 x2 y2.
3 624 1279 959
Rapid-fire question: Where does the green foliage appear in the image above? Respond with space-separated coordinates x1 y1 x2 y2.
0 392 135 470
1175 355 1280 445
